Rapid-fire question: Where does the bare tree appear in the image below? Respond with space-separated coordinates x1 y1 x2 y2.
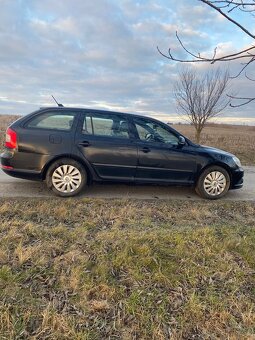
174 68 231 142
158 0 255 107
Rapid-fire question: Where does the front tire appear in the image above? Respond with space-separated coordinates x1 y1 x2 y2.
195 166 230 200
46 158 87 197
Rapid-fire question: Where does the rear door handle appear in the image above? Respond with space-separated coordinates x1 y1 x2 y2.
141 147 150 153
79 141 91 147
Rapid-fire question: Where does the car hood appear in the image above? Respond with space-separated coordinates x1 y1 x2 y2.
199 145 234 157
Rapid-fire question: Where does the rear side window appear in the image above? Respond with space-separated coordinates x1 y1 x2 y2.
82 113 129 139
26 112 76 131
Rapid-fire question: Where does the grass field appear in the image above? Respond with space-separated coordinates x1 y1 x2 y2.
0 198 255 339
0 115 254 165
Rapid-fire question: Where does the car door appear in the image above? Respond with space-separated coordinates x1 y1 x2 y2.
132 117 197 184
74 111 137 180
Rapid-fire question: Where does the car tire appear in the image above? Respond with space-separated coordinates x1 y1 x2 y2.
46 158 87 197
195 166 230 200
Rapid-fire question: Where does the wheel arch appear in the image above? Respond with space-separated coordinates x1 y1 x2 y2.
195 162 233 186
41 154 94 184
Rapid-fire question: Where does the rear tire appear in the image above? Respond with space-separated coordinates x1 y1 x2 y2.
195 166 230 200
46 158 87 197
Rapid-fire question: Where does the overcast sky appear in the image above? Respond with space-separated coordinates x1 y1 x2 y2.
0 0 254 124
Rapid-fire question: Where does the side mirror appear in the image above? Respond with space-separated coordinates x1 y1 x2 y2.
178 136 186 146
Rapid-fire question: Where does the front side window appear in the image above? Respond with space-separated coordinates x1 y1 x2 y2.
27 112 76 131
134 118 179 145
82 113 129 139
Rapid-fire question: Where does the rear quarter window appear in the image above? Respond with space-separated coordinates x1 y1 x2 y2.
26 112 76 131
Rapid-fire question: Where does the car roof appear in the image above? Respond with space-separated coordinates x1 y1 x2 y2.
38 106 154 121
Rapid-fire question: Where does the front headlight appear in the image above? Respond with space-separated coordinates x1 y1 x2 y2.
233 156 242 167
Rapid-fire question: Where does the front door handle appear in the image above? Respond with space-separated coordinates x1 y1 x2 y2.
79 141 91 147
141 147 150 153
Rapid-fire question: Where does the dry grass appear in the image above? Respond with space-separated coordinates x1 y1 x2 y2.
174 123 255 165
0 198 255 339
0 115 255 165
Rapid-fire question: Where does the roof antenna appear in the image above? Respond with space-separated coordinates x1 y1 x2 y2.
51 95 64 107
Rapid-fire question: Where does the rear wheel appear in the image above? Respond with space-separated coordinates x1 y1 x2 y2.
195 166 230 199
46 158 87 197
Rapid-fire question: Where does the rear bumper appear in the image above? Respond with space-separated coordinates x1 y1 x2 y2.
230 167 244 190
0 150 43 181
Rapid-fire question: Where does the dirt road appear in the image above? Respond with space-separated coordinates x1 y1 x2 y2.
0 167 254 200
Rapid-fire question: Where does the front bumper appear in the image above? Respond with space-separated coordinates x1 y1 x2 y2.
230 167 244 190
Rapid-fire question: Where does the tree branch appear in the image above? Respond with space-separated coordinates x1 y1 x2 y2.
157 32 255 65
158 0 255 106
227 94 255 106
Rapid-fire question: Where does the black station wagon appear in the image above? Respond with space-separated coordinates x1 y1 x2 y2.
0 107 244 199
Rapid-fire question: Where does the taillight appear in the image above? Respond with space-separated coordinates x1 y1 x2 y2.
5 128 17 149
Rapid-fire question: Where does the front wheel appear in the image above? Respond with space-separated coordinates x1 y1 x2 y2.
195 166 230 200
46 158 87 197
